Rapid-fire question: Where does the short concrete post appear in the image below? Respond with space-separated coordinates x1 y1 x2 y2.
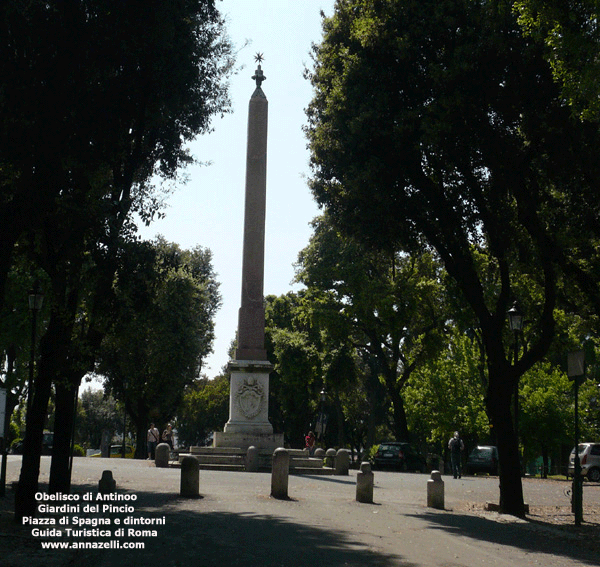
356 462 374 503
246 446 260 472
271 448 289 499
180 456 200 498
99 470 116 494
427 470 444 510
325 448 336 468
155 443 170 468
335 449 350 475
314 448 326 459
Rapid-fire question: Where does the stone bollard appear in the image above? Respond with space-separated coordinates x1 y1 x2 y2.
271 448 290 499
325 448 336 468
99 470 116 494
180 456 200 498
246 446 260 472
356 462 374 503
427 470 445 510
155 443 170 468
314 448 326 459
335 449 350 475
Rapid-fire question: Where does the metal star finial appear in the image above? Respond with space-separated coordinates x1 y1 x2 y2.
252 53 266 88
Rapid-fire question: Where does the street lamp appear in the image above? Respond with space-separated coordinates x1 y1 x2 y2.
507 301 523 445
27 282 44 416
568 349 585 526
316 388 327 441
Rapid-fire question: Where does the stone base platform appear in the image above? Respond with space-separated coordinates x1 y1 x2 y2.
178 446 331 474
213 431 284 452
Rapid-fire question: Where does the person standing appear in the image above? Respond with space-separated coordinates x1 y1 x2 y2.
305 431 316 456
162 424 174 450
147 423 160 460
448 431 464 479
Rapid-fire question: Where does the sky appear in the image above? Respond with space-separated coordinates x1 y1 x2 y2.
136 1 336 377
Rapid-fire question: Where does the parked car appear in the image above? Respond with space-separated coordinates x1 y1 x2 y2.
568 443 600 482
372 442 426 472
90 444 135 459
10 431 53 455
466 446 498 475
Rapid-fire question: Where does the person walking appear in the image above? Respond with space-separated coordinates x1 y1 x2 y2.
147 423 160 460
448 431 464 479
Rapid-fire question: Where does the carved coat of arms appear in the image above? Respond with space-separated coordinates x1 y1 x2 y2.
236 377 265 419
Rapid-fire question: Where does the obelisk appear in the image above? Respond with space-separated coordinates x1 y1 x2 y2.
215 54 283 450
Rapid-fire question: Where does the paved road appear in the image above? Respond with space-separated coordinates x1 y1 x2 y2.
1 456 599 567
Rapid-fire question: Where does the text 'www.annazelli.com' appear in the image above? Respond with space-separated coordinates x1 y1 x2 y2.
40 540 145 550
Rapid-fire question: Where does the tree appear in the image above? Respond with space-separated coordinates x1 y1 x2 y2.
3 0 233 520
176 375 229 447
265 293 323 447
98 239 221 458
76 388 120 450
305 0 600 516
296 215 448 441
515 0 600 121
404 327 490 455
519 362 573 476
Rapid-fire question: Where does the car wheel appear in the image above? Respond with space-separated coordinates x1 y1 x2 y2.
588 467 600 482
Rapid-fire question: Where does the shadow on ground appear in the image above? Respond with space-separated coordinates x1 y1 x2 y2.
3 485 415 567
408 510 599 566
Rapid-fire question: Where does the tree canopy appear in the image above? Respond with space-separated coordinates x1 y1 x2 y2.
2 0 233 520
305 0 600 516
97 238 221 456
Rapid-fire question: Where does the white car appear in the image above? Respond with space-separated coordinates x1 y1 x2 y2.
568 443 600 482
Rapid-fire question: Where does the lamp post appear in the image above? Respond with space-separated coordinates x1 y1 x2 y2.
316 388 327 441
121 380 127 459
568 349 585 526
27 282 44 417
507 301 523 446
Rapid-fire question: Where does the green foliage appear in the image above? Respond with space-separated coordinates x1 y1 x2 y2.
306 0 600 515
265 293 323 446
76 388 120 449
295 214 449 441
71 444 85 457
97 238 221 450
514 0 600 121
519 361 573 463
176 375 229 447
405 329 489 451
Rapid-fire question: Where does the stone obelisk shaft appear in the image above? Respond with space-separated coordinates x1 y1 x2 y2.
235 74 268 361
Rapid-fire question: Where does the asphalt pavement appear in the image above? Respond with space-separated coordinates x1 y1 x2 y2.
1 455 599 567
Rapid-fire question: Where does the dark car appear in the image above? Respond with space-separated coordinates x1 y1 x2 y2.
373 442 426 472
10 431 53 455
466 445 498 475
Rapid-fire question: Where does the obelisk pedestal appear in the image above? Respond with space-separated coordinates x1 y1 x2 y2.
214 55 283 452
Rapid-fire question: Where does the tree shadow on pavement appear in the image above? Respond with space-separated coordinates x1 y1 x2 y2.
68 489 416 567
408 510 599 566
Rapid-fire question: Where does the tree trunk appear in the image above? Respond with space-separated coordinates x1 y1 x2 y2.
487 364 525 517
14 324 59 521
541 445 549 479
49 379 78 494
384 371 409 441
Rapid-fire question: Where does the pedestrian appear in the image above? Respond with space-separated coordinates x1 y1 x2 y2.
305 431 316 455
147 422 160 460
448 431 464 479
162 424 174 449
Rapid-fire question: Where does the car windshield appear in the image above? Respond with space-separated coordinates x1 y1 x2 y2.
572 444 589 455
471 448 492 457
379 444 401 452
